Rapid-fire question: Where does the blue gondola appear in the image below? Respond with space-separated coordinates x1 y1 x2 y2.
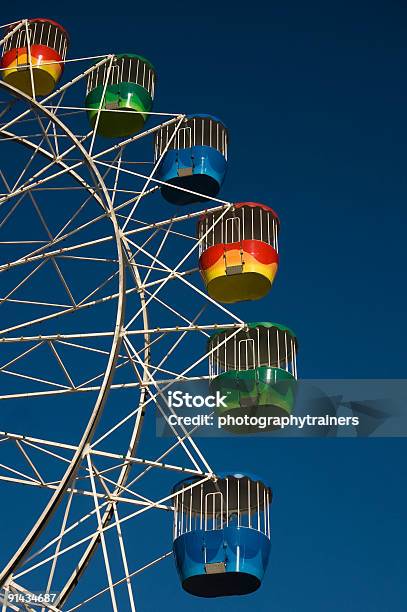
154 114 228 205
172 472 272 597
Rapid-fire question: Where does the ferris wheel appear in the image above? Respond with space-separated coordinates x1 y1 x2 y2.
0 18 299 611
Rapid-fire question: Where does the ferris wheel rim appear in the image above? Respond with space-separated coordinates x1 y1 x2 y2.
0 79 129 589
0 76 214 607
0 58 235 608
57 239 151 607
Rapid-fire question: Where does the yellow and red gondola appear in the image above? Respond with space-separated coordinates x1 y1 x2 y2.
1 18 69 97
198 202 279 303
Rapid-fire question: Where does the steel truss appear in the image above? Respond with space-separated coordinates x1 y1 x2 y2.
0 21 244 610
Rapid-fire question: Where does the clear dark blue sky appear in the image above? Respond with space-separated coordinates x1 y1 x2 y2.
2 2 407 610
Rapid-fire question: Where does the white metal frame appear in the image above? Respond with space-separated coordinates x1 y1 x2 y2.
0 19 257 611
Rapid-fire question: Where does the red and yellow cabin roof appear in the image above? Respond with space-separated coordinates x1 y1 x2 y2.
1 18 69 97
22 18 69 39
234 201 279 223
198 202 280 304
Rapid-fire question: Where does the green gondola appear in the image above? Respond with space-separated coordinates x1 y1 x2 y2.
208 322 298 433
85 54 156 138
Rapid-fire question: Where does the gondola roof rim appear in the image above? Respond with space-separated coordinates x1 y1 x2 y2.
10 18 70 41
208 322 297 343
185 113 227 129
88 53 156 74
172 471 272 495
198 202 279 224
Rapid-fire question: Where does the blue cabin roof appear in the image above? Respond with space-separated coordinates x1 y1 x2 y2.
172 471 272 495
186 113 228 130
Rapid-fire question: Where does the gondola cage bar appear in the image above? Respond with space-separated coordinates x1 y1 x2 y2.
198 203 278 254
86 55 155 98
208 325 298 379
173 477 271 540
2 20 69 60
154 116 228 160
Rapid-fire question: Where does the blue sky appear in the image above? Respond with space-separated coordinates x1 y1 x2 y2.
1 2 406 610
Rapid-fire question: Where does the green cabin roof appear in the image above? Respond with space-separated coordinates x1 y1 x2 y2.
209 322 297 343
115 53 156 73
91 53 156 74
